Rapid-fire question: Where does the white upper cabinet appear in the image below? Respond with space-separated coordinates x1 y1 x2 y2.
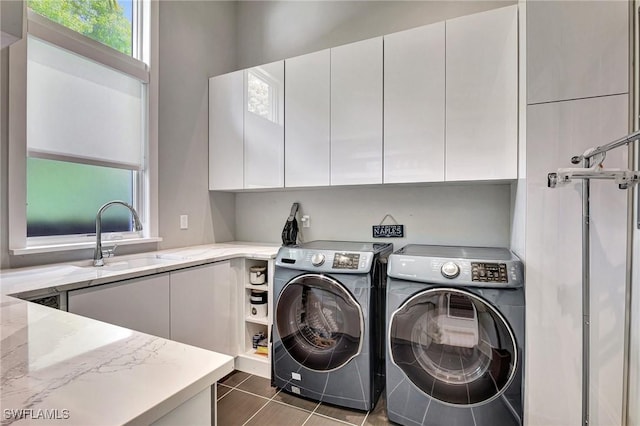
209 6 519 190
331 37 383 186
285 50 331 187
209 71 244 190
445 5 518 181
384 22 445 184
244 61 285 189
527 0 628 105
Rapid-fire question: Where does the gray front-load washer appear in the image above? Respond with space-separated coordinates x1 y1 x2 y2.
272 241 392 411
386 245 525 426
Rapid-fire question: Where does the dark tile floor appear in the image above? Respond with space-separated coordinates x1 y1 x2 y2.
216 371 393 426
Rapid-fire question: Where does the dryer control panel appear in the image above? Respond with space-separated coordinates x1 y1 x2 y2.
388 248 524 288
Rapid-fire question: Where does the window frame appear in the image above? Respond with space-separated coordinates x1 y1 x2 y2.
8 1 160 255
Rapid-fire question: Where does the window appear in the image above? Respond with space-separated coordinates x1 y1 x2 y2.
25 33 144 238
8 0 157 252
27 158 134 237
27 0 134 56
247 69 279 123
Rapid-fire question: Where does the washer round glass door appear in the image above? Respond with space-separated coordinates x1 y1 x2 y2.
389 288 517 406
276 273 364 371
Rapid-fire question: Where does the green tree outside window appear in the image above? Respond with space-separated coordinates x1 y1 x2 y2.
28 0 132 55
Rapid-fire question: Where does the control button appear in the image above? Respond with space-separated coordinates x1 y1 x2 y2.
441 262 460 279
311 253 325 267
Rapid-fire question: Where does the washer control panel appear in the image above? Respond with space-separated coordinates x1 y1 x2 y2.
332 253 360 270
472 263 508 283
276 248 375 274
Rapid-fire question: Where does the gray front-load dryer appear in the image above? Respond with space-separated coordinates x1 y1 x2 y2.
273 241 392 411
386 245 525 426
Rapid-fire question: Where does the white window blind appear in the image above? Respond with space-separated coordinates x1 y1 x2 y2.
27 35 145 171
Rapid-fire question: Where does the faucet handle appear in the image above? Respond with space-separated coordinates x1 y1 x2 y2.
102 245 118 258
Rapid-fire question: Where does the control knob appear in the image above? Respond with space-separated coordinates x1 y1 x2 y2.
441 261 460 279
311 253 325 267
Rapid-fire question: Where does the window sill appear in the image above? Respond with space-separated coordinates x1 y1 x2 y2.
11 237 163 256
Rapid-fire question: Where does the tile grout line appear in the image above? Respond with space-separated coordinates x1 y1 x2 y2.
240 389 272 426
241 400 271 426
312 411 360 426
300 399 321 425
216 384 234 402
360 410 370 426
216 373 259 403
224 374 371 426
232 375 323 426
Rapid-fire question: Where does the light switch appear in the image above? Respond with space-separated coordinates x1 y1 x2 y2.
180 215 188 230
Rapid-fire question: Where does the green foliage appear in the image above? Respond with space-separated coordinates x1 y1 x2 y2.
28 0 132 55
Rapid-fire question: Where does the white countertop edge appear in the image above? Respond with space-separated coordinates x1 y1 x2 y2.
11 237 164 256
129 358 234 426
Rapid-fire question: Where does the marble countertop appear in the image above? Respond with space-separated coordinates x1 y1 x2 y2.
0 294 234 425
0 242 280 299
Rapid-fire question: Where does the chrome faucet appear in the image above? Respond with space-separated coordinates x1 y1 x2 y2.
94 200 143 267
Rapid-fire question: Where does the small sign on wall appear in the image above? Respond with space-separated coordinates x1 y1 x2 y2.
372 224 405 238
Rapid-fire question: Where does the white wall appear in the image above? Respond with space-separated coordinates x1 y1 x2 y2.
235 0 515 69
524 1 630 425
158 1 237 250
236 184 512 247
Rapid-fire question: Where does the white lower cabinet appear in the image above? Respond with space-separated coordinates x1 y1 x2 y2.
170 261 236 356
68 259 273 378
68 274 171 339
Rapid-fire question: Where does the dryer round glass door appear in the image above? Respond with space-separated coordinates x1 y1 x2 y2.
389 288 518 406
276 273 364 371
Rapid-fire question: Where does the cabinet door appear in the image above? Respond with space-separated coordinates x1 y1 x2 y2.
527 1 628 104
244 61 285 189
209 71 244 190
384 23 445 184
331 37 383 185
445 5 518 181
170 262 236 356
285 50 331 187
68 274 170 338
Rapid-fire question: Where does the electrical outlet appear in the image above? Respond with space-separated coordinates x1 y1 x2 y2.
180 215 188 230
301 215 310 228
